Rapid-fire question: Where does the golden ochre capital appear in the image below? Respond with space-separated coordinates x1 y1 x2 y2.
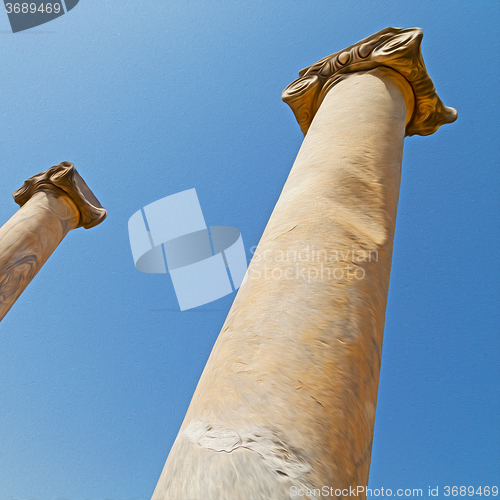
282 27 457 137
13 161 107 229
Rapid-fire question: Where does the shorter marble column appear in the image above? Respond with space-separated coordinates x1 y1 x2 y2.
0 161 106 322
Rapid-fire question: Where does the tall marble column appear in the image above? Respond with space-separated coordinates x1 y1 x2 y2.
151 28 456 500
0 161 106 322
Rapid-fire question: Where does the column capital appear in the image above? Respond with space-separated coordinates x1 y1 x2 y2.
282 27 457 137
12 161 107 229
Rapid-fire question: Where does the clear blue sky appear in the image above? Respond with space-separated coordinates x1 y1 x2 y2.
0 1 498 499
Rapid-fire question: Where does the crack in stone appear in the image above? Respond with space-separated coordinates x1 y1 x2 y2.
184 420 312 480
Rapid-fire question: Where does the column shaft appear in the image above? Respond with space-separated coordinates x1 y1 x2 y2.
152 67 414 499
0 187 80 321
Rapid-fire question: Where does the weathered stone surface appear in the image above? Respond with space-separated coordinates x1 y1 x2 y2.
150 29 456 500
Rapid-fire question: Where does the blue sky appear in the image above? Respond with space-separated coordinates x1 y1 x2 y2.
0 1 498 499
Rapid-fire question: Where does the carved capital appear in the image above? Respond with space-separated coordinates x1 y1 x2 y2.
282 27 457 136
13 161 107 229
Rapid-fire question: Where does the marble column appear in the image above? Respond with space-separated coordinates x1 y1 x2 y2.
151 28 456 500
0 161 106 322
